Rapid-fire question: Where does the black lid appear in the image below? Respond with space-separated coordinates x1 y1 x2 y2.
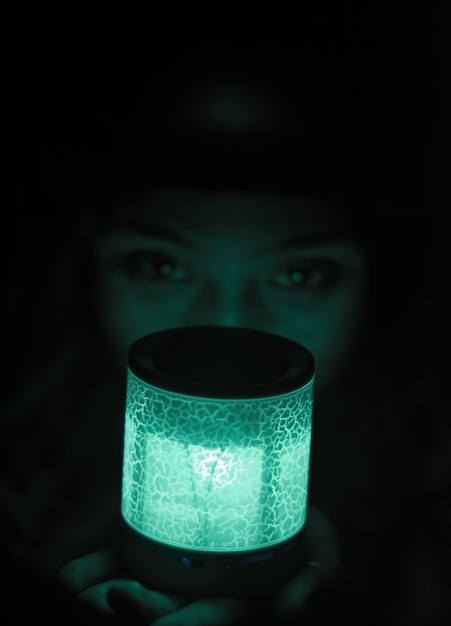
128 326 314 399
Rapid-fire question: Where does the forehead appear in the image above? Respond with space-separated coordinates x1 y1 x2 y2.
111 187 349 240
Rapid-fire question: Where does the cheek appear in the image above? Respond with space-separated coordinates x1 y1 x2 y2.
290 287 369 393
92 272 207 370
92 275 168 368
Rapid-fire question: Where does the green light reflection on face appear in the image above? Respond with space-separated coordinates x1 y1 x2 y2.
94 189 369 395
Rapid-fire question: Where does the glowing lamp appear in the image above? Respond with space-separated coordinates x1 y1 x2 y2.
120 326 314 597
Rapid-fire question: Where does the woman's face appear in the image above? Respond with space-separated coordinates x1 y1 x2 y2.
92 187 369 396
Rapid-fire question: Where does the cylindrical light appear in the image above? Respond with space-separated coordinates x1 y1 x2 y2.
120 326 314 597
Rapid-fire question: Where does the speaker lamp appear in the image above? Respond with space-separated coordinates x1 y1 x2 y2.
120 326 314 597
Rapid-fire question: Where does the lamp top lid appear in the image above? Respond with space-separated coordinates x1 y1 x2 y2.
128 326 314 399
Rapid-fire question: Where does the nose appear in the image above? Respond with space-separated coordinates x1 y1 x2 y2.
182 279 274 331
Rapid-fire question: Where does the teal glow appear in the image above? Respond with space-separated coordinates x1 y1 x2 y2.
192 447 246 488
122 369 314 552
207 92 257 127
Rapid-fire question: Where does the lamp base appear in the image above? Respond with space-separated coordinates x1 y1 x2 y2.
120 520 306 598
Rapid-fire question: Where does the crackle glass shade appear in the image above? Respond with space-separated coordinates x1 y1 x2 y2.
121 326 314 554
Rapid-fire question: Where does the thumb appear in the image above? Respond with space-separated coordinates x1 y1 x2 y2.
272 506 340 619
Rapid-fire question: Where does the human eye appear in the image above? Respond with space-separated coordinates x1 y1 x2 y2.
119 250 193 283
267 259 340 292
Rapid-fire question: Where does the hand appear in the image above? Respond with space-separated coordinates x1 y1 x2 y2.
56 506 339 625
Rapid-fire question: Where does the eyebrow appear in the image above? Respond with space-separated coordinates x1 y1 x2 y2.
274 226 352 251
109 215 351 251
109 216 196 249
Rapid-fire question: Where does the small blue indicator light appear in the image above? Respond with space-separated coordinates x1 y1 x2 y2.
182 557 205 568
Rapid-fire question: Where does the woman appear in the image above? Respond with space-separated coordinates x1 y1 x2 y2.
2 24 450 626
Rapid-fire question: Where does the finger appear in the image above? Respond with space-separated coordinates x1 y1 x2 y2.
272 507 341 619
107 580 189 622
272 561 326 619
303 506 341 576
151 596 248 626
75 578 128 618
56 545 122 595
